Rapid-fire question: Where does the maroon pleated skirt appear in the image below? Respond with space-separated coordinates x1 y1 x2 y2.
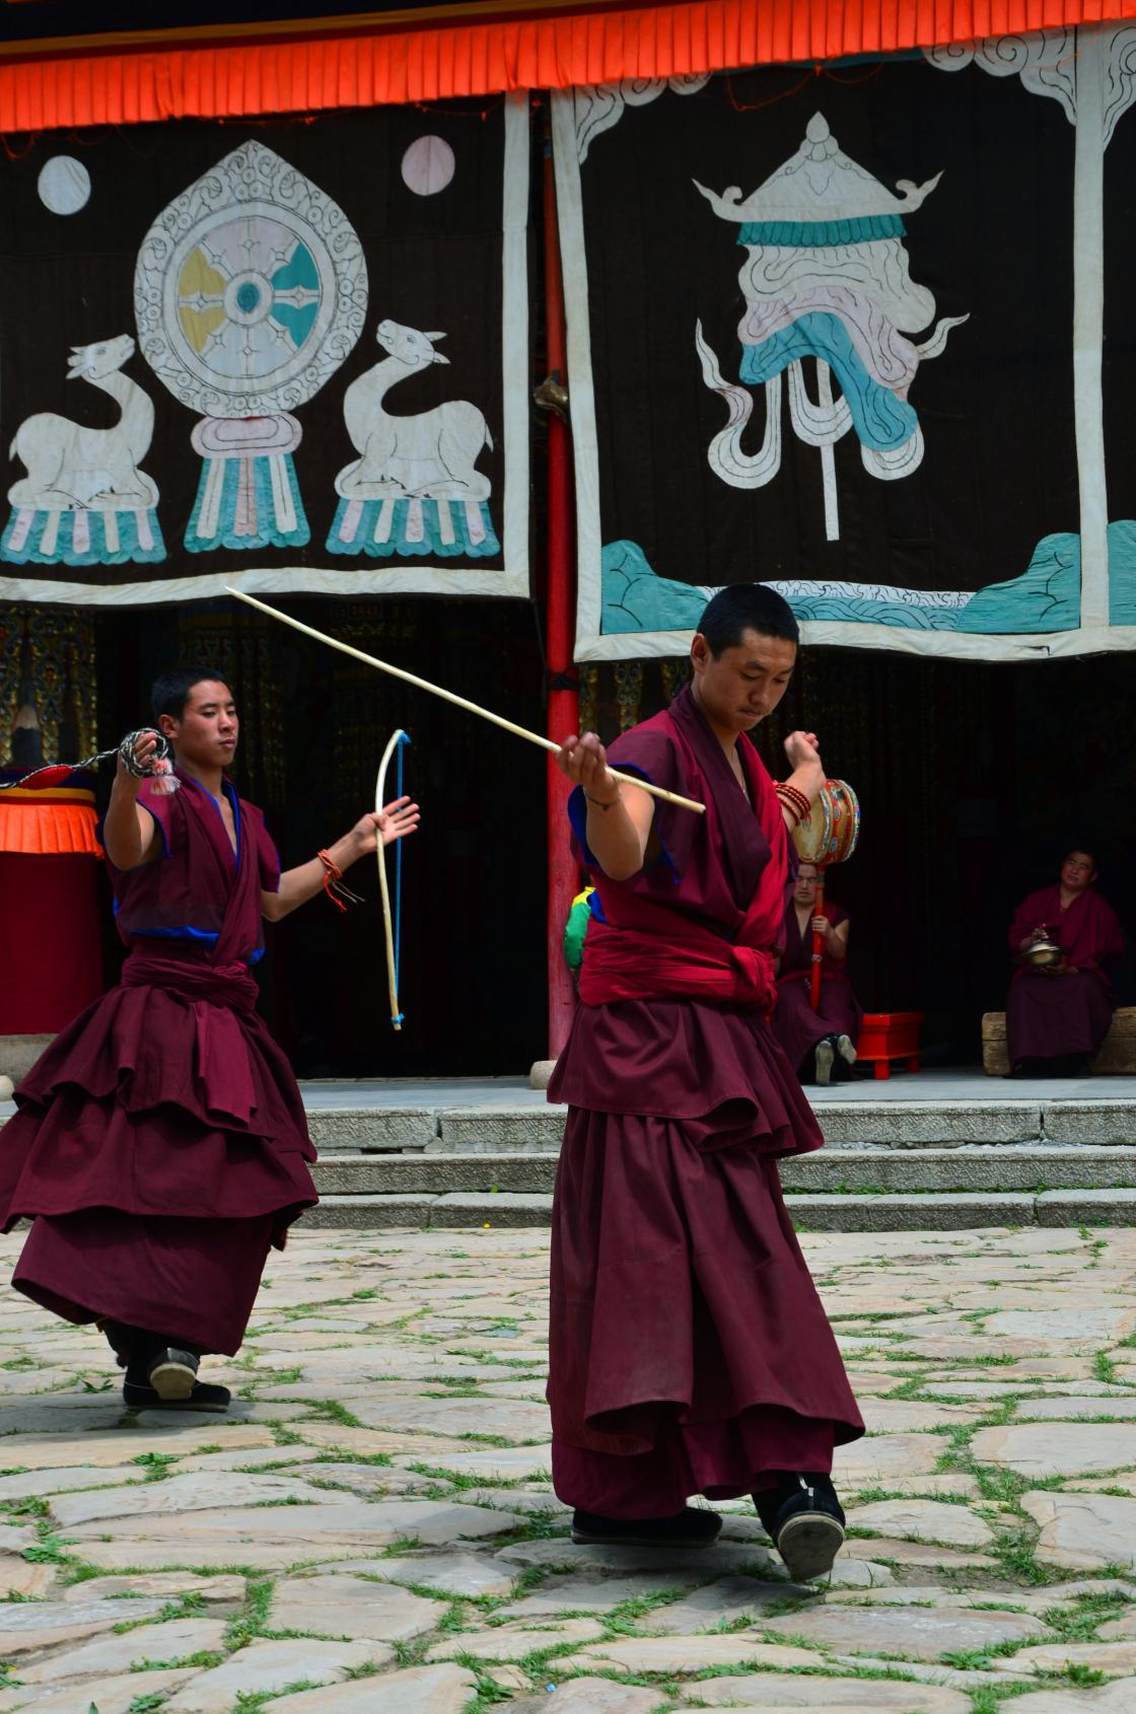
548 1105 864 1516
0 961 317 1352
14 1210 275 1356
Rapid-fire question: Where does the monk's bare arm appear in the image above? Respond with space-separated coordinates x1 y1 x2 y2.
585 782 655 881
556 732 655 881
818 917 850 962
102 761 161 871
781 730 825 832
262 798 420 922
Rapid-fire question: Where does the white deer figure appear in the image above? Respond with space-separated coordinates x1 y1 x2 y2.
8 334 158 511
335 319 493 502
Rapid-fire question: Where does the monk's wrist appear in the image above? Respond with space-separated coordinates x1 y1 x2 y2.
332 831 362 869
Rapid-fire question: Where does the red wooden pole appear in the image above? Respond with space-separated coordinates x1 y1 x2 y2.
810 871 826 1010
543 134 578 1061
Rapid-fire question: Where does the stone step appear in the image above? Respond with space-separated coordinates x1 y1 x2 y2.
305 1098 1136 1154
312 1145 1136 1198
300 1185 1136 1232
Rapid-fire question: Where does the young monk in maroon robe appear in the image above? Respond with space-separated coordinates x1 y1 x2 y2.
0 668 419 1410
1006 848 1124 1077
550 585 862 1583
773 861 862 1085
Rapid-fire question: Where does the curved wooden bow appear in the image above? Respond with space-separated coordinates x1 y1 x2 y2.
376 728 410 1031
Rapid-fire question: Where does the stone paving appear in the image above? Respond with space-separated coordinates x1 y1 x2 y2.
0 1225 1135 1712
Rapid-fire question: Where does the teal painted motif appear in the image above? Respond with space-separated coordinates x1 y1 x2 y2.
269 242 321 350
740 312 918 452
185 453 310 553
955 535 1080 633
601 537 1082 636
326 496 500 559
0 506 165 567
738 214 905 246
1108 521 1136 625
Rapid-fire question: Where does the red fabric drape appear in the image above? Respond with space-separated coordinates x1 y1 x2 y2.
2 0 1132 129
0 854 103 1034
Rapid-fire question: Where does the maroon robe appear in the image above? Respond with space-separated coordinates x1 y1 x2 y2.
0 770 317 1355
1006 884 1125 1067
772 899 863 1076
547 688 862 1518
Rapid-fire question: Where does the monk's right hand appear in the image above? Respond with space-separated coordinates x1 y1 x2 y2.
115 729 158 787
557 733 620 806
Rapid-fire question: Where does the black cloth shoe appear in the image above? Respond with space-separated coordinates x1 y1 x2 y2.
145 1347 200 1401
754 1473 846 1581
123 1375 231 1413
571 1506 722 1549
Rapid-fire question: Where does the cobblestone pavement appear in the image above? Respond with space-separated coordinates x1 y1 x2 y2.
1 1225 1135 1714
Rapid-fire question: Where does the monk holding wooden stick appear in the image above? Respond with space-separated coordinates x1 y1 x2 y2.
549 585 863 1582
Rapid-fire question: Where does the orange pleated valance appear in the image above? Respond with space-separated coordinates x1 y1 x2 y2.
2 0 1133 129
0 790 101 857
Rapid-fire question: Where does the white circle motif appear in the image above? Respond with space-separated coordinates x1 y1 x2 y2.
401 135 456 196
38 156 91 216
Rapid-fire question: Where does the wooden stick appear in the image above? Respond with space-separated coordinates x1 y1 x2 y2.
226 587 705 815
375 728 408 1033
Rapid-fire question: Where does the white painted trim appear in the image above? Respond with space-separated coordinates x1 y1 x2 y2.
551 89 604 659
1072 25 1111 629
576 621 1136 664
0 562 529 607
499 88 531 599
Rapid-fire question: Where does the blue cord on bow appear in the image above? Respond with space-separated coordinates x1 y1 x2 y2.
392 731 411 1028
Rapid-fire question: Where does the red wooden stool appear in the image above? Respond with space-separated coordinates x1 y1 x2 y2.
857 1011 923 1080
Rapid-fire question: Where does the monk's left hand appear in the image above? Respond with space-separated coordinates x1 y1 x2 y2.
351 797 421 855
811 914 829 939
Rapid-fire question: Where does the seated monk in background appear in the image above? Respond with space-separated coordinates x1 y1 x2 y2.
773 861 862 1085
1007 848 1125 1078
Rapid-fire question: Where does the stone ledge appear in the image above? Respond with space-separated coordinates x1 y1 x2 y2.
816 1101 1042 1147
294 1186 1136 1232
781 1146 1136 1194
1036 1187 1136 1226
1042 1102 1136 1145
310 1146 1136 1199
785 1192 1038 1232
430 1192 554 1228
434 1107 567 1154
305 1108 438 1152
313 1155 559 1195
297 1194 439 1230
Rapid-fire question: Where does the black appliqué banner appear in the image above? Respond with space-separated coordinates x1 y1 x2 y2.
553 29 1136 661
0 93 530 604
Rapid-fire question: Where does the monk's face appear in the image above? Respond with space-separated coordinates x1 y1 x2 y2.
691 627 797 735
794 864 819 905
1061 850 1096 893
161 679 239 770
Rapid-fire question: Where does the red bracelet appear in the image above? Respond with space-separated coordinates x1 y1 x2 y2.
317 849 364 913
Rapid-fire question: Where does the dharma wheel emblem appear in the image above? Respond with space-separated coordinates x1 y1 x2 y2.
135 140 367 551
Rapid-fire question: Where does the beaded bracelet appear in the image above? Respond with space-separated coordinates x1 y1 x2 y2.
776 782 811 826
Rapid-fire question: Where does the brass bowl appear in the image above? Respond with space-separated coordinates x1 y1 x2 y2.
1025 939 1064 968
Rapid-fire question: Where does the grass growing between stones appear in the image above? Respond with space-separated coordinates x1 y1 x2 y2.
226 1576 275 1650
